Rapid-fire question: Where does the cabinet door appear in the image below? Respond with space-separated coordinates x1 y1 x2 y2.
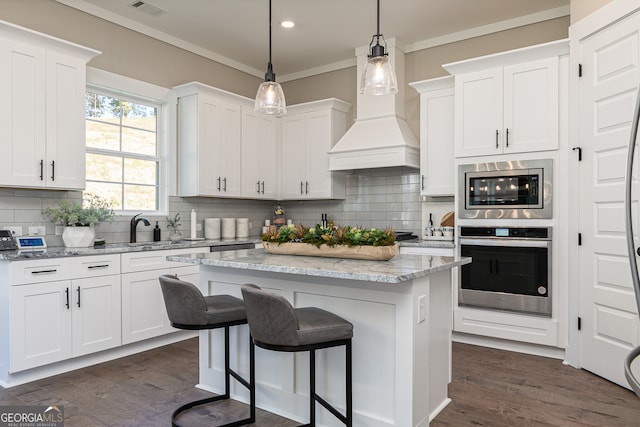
420 87 455 196
0 40 47 188
241 107 277 199
503 57 559 153
219 101 242 196
455 68 503 157
44 51 87 190
71 275 121 356
280 113 307 198
121 268 176 344
196 96 223 195
305 110 333 199
10 281 72 372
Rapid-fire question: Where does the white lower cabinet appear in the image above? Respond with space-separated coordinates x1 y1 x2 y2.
120 248 208 344
9 255 121 372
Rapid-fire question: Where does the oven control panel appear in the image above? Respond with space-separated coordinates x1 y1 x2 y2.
459 226 550 239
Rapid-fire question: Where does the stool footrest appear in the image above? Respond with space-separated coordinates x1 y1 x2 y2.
315 394 347 424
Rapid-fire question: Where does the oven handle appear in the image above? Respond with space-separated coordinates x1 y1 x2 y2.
459 238 550 248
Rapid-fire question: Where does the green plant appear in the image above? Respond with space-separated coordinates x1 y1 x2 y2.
262 224 396 247
44 194 115 227
166 213 181 231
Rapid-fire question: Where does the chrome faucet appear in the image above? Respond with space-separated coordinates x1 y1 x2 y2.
130 213 151 243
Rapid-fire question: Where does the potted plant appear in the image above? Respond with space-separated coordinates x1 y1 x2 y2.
261 224 399 260
44 194 115 248
166 213 182 241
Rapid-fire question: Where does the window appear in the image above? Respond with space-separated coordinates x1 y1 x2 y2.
85 90 160 211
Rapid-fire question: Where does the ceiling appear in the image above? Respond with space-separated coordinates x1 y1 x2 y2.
55 0 570 81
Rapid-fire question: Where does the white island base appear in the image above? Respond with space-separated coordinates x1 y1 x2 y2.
171 251 469 427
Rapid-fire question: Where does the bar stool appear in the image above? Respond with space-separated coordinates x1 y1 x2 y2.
158 274 255 427
240 284 353 427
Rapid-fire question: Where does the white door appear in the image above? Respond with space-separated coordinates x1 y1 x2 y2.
504 57 559 154
121 268 175 344
45 51 87 190
71 275 122 356
280 113 307 199
454 68 503 157
10 281 72 372
579 11 640 388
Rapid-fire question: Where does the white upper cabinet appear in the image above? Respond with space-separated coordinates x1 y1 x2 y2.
0 22 99 190
410 76 455 197
241 106 278 199
280 99 350 200
444 40 567 158
174 83 243 197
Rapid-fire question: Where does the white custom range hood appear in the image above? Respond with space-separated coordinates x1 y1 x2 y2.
329 39 419 171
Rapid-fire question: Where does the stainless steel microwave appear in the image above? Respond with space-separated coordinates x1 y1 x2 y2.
458 159 553 219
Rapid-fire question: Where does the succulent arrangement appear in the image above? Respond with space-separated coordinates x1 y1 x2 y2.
262 224 396 247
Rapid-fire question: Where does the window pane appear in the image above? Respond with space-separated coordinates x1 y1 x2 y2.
124 158 157 185
121 102 156 131
86 154 122 182
86 122 120 151
86 93 121 124
85 181 122 210
122 127 156 156
123 185 157 211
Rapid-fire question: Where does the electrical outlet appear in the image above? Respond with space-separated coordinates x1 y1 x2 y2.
3 226 23 237
29 226 46 236
196 223 203 231
55 226 65 236
418 295 426 323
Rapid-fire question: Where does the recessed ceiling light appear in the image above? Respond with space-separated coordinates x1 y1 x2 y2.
280 20 295 29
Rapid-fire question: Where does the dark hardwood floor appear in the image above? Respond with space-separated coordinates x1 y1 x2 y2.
2 338 640 426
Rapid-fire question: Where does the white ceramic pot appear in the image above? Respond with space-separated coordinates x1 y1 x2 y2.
62 226 96 248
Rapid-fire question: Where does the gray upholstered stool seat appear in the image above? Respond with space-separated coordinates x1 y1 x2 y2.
159 274 255 427
241 284 353 426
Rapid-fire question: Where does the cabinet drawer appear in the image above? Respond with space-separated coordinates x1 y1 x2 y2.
72 254 121 278
11 258 72 285
121 247 209 274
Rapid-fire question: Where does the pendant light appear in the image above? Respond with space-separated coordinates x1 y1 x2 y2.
255 0 287 115
360 0 398 96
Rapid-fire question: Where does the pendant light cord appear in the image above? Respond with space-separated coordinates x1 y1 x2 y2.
269 0 272 65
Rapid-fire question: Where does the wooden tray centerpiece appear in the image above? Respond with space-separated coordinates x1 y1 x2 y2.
262 224 398 261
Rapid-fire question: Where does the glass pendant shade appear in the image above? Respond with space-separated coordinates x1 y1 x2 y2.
360 0 398 96
360 53 398 96
255 0 286 115
255 79 287 115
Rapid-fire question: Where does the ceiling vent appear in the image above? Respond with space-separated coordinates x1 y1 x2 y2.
130 1 165 16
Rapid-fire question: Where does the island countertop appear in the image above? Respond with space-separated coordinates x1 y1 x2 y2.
167 248 470 284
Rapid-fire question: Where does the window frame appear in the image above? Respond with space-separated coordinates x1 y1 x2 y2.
85 67 175 216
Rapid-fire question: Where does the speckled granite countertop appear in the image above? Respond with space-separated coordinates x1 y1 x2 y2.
167 249 470 284
0 237 453 261
0 238 260 261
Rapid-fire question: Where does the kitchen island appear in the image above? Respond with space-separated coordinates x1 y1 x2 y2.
168 249 470 427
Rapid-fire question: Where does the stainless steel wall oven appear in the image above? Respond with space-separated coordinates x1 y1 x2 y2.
458 226 552 316
458 159 553 219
